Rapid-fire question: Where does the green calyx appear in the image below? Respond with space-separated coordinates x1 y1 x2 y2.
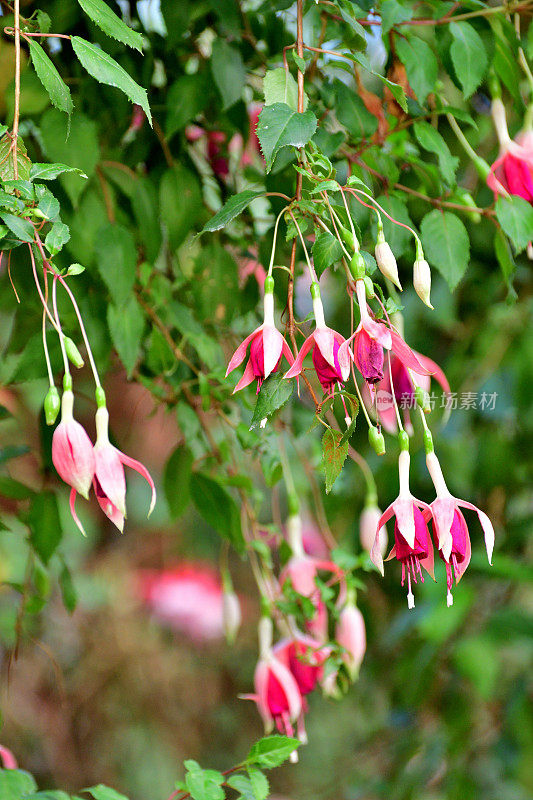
95 386 106 408
264 275 275 294
398 429 410 452
287 492 300 516
423 428 434 454
310 281 321 300
64 337 85 369
414 386 431 412
368 425 385 455
63 373 73 392
44 386 60 426
364 276 375 299
349 252 366 281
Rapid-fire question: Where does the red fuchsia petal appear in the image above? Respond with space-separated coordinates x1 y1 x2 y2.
314 327 338 369
449 510 471 584
412 352 450 394
455 499 495 564
305 597 328 641
284 333 316 380
394 504 430 560
371 503 396 574
353 328 384 383
361 316 392 349
312 341 343 392
268 657 302 721
503 151 533 202
117 450 156 517
52 420 95 499
225 325 263 376
94 443 126 516
233 358 256 393
390 330 433 375
253 660 275 731
69 487 86 537
262 324 284 379
274 636 326 695
487 152 509 197
418 534 435 580
94 477 125 532
281 554 318 596
430 496 456 556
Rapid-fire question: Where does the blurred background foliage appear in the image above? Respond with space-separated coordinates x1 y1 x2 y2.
0 1 532 799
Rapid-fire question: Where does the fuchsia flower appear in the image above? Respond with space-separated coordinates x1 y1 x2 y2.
335 600 366 680
360 503 387 556
487 99 533 203
340 281 432 393
284 283 350 396
0 745 17 770
52 389 95 535
425 451 495 606
93 406 156 532
226 282 294 393
280 514 345 640
242 617 302 756
371 451 434 609
138 563 226 641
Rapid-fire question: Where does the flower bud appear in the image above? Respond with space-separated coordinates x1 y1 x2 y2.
363 275 375 299
44 386 61 426
368 425 385 455
414 385 430 412
335 602 366 681
375 239 402 289
413 257 433 309
65 337 85 369
222 589 242 644
349 252 366 281
360 504 387 556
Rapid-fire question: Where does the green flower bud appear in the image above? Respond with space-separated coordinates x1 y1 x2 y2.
64 337 84 369
44 386 61 425
349 252 366 281
95 386 106 408
415 385 430 412
398 429 410 452
363 275 375 299
339 225 355 251
368 425 385 455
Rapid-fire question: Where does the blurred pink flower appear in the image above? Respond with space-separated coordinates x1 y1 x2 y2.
488 100 533 203
0 745 17 769
138 564 227 641
335 602 366 680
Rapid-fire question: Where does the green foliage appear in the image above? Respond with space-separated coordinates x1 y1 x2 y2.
27 40 73 116
77 0 144 52
322 428 349 494
190 474 245 554
257 103 317 171
249 373 293 431
420 209 470 290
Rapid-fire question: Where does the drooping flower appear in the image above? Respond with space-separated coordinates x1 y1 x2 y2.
226 278 294 393
425 451 495 606
52 388 95 535
360 502 387 556
371 451 434 608
241 617 302 755
93 405 156 531
335 600 366 680
138 563 226 641
487 98 533 203
372 349 449 434
284 282 350 396
222 588 242 644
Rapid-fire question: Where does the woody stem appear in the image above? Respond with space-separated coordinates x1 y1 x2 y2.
12 0 20 178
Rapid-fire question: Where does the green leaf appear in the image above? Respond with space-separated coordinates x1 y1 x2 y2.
493 227 516 295
0 133 31 182
107 297 144 376
312 230 344 275
495 196 533 254
35 186 60 220
413 120 458 186
165 73 209 137
263 67 308 112
291 50 306 74
27 39 73 115
83 786 130 800
249 372 293 430
160 165 202 248
211 39 245 110
322 428 349 494
257 103 317 172
420 209 470 290
338 393 359 445
71 36 151 125
0 189 25 213
59 562 77 613
396 36 438 103
190 473 245 553
246 768 269 800
30 162 88 181
39 110 99 206
0 213 34 243
167 301 221 369
131 177 161 261
378 76 408 113
0 769 37 799
164 446 193 518
246 736 300 769
78 0 143 51
184 763 224 800
199 189 265 234
334 79 377 140
449 22 487 99
0 476 35 500
29 492 62 565
380 0 412 34
94 223 137 306
44 220 70 255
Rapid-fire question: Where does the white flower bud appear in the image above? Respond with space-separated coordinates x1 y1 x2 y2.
360 505 387 556
375 240 402 289
413 258 433 309
222 590 242 644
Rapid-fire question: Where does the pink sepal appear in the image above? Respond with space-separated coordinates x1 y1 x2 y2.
284 333 316 380
118 450 157 517
456 499 495 564
69 488 86 537
233 358 255 393
262 324 284 379
226 325 263 376
94 443 126 516
390 330 432 375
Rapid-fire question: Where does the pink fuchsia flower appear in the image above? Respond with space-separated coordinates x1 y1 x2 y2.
487 99 533 202
371 451 434 609
280 514 346 640
226 278 294 393
93 405 156 532
242 617 302 755
222 588 242 644
372 350 449 435
138 563 226 641
360 502 387 556
425 451 495 606
52 389 95 535
0 745 17 770
284 282 350 396
335 599 366 680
